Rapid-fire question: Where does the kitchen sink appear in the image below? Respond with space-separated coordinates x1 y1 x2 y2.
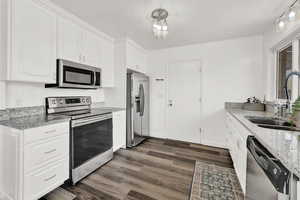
245 116 298 131
257 124 297 131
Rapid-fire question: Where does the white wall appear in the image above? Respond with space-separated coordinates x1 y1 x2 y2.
5 82 104 108
148 35 264 148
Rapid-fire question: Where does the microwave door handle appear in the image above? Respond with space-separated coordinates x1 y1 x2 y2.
91 72 95 86
94 72 96 86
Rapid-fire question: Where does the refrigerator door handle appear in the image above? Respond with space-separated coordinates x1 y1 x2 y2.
139 84 145 117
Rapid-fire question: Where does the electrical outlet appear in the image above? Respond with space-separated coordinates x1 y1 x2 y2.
16 99 22 107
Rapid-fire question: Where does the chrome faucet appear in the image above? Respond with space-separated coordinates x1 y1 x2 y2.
284 71 300 114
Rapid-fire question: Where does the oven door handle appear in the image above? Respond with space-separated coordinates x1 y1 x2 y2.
72 114 112 127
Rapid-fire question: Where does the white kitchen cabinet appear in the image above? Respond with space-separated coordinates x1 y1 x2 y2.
101 38 114 87
225 112 249 194
57 17 114 87
113 110 126 152
0 122 70 200
57 17 83 63
6 0 57 83
126 40 147 74
82 31 101 67
57 17 100 66
58 16 102 67
0 81 5 109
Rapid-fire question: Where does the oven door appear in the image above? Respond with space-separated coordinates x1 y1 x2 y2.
58 59 98 89
71 113 113 170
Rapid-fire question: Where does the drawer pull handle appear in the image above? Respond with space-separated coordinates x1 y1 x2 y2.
44 174 56 182
44 149 57 154
44 130 56 134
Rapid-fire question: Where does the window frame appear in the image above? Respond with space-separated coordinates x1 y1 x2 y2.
275 39 300 102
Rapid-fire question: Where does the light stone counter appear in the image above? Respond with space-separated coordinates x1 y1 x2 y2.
227 108 300 178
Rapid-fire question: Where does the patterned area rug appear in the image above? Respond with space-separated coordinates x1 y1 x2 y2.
190 161 244 200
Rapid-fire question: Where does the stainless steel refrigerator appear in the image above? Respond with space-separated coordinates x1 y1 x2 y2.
126 70 149 147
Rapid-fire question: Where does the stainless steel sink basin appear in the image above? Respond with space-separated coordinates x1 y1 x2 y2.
257 124 297 131
245 116 298 131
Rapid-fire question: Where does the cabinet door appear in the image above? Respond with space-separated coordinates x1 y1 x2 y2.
126 42 137 70
138 52 147 74
0 81 5 109
12 0 56 83
57 17 82 63
101 39 114 87
82 31 101 67
113 111 126 152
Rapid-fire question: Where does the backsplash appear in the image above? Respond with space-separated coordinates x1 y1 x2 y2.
0 110 9 121
5 82 105 108
0 106 45 121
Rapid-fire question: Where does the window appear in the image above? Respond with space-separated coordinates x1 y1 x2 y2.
277 44 293 99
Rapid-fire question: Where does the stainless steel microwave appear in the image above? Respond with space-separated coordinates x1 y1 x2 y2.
46 59 101 89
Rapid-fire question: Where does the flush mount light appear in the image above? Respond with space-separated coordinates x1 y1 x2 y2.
151 8 169 39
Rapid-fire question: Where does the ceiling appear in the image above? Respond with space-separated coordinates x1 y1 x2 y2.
50 0 292 50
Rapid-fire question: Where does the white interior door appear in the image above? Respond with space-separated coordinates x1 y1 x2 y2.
167 60 202 143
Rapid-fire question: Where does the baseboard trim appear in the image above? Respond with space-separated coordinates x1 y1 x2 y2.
201 139 228 149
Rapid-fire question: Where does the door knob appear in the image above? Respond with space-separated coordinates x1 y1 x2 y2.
168 100 173 107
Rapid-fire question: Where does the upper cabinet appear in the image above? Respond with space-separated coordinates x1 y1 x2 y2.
0 82 5 109
126 40 147 74
101 38 114 87
57 16 114 87
57 17 83 63
57 18 101 67
6 0 57 83
1 0 115 86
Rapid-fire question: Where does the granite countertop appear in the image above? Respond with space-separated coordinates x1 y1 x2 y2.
0 106 125 130
227 108 300 177
93 107 125 112
0 114 70 130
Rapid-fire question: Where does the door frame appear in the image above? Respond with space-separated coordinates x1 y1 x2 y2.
165 59 203 143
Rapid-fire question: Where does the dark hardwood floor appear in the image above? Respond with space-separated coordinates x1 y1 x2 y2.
64 138 233 200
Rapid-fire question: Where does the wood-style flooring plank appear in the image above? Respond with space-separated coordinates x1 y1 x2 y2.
63 137 233 200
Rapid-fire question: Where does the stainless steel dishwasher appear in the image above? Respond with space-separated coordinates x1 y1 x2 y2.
246 136 291 200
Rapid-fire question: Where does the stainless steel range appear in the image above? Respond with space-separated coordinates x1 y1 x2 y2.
46 96 113 185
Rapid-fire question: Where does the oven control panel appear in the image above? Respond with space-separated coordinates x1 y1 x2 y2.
46 96 92 108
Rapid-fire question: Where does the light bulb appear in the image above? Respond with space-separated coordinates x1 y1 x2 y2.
288 9 296 21
278 20 285 29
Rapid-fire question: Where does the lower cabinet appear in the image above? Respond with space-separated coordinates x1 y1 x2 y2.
113 110 126 152
0 121 70 200
226 112 249 194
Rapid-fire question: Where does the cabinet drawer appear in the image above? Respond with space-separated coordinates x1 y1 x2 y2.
24 122 69 144
24 134 69 173
24 159 69 200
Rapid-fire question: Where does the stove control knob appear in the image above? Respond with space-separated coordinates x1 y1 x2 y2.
51 99 57 105
82 98 86 103
86 98 89 104
59 99 64 105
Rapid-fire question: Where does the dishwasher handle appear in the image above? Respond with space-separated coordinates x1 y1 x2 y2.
248 138 281 174
247 136 291 194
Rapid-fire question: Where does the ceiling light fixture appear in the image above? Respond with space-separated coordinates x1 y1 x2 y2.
275 0 299 32
288 9 297 21
151 8 169 39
